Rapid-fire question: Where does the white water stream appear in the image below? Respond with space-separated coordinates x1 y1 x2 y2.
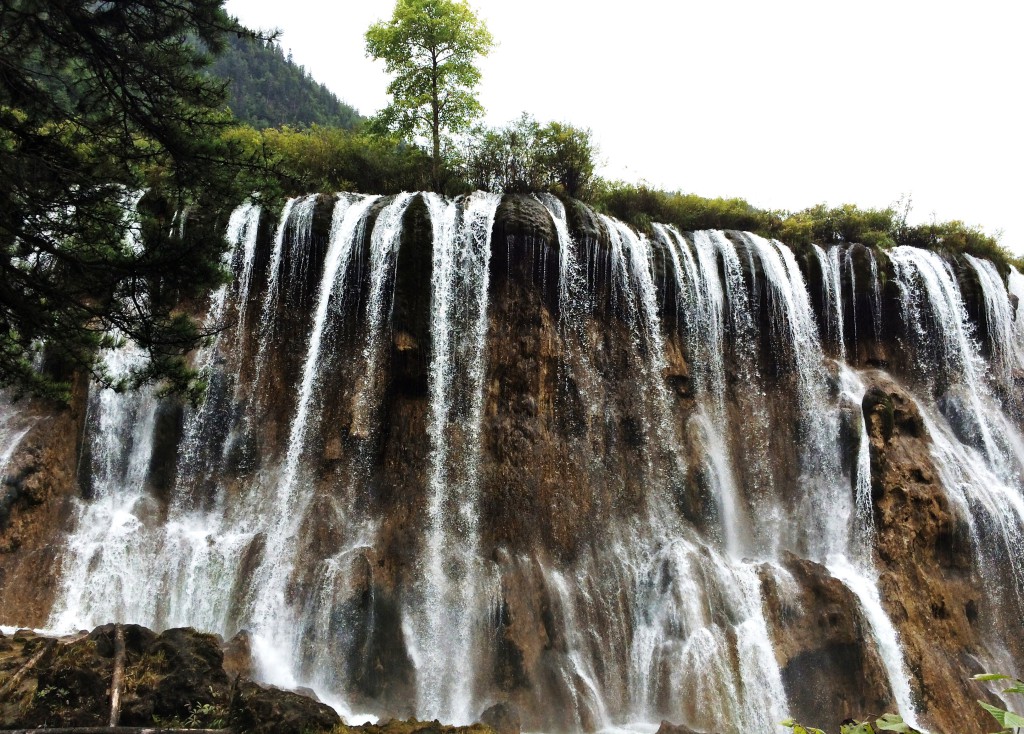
17 198 1022 732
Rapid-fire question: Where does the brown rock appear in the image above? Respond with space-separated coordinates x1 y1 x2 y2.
655 720 717 734
760 555 894 731
860 371 998 733
0 379 88 625
222 629 254 680
480 701 520 734
228 678 341 734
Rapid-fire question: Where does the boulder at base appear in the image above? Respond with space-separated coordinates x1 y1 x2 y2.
480 702 520 734
0 624 340 733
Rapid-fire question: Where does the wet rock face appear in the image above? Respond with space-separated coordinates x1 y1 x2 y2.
0 193 1020 731
0 377 88 624
761 555 894 731
861 372 994 733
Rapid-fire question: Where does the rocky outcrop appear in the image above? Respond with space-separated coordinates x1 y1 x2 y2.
761 555 895 731
654 721 718 734
0 625 341 733
0 377 88 624
478 702 520 734
230 678 341 734
861 372 1001 733
339 720 496 734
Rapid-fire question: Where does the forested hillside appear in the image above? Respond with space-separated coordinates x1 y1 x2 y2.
209 32 360 129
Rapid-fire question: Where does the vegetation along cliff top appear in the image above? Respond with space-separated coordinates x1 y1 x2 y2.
1 0 1020 400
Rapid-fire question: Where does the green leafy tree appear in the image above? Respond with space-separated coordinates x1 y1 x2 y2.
464 114 598 198
465 113 543 193
365 0 494 190
536 121 598 199
0 1 260 399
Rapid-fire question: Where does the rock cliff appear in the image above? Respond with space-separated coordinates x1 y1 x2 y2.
0 192 1021 733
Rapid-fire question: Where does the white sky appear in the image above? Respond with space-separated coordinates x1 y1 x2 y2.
224 0 1024 254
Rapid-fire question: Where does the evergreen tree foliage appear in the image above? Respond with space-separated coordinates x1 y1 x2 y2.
0 0 256 400
209 32 361 130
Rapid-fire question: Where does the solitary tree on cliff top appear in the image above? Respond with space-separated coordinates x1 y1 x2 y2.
366 0 494 190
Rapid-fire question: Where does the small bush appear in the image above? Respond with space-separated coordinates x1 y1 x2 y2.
464 113 598 198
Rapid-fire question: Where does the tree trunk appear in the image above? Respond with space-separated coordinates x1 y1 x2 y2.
431 54 440 191
0 640 56 703
108 624 126 727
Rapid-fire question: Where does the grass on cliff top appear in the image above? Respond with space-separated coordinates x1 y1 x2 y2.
223 121 1022 272
592 182 1024 273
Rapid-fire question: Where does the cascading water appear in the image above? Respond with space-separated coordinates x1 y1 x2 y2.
887 249 1024 617
352 192 416 436
825 555 925 731
813 244 847 360
600 215 682 476
655 225 745 557
246 195 316 416
533 215 790 733
747 235 926 726
290 192 414 701
0 397 32 480
743 233 850 557
245 193 380 676
177 201 262 499
409 191 501 723
965 254 1024 407
48 346 162 631
6 191 1021 734
889 246 1022 476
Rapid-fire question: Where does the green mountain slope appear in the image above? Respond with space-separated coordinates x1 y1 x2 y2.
210 32 361 129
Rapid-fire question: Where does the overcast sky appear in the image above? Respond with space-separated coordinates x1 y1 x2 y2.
224 0 1024 254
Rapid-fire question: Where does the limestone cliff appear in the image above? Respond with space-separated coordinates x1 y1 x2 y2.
0 192 1020 733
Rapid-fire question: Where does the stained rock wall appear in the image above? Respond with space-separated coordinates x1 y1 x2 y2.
0 192 1021 733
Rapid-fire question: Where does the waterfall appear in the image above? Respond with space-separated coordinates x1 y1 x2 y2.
839 366 874 542
656 225 745 557
869 248 884 341
695 230 780 554
352 192 416 436
965 255 1024 404
813 244 847 360
889 246 1018 474
247 194 378 673
11 191 1024 734
0 398 32 480
844 248 858 356
408 191 501 723
600 215 682 478
48 347 162 631
248 196 316 410
177 201 262 497
293 193 415 702
829 366 923 728
743 234 850 557
826 556 925 731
